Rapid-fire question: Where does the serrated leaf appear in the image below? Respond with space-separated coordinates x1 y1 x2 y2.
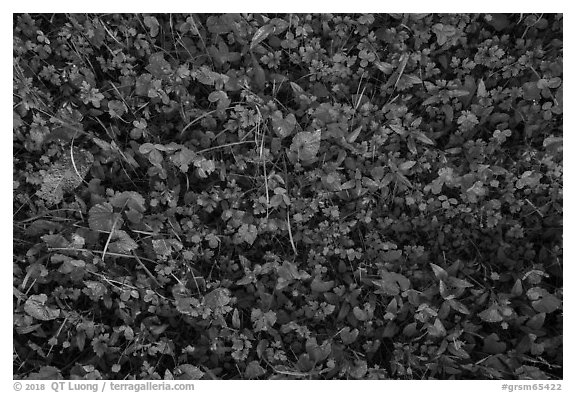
478 305 503 323
24 294 60 321
170 147 197 173
177 364 204 379
349 359 368 379
340 327 359 344
271 111 296 139
208 90 231 110
152 238 181 257
251 309 277 332
88 203 123 232
110 191 146 212
143 16 159 37
235 223 258 245
290 129 321 161
108 100 126 118
108 230 138 254
204 288 231 308
36 147 93 206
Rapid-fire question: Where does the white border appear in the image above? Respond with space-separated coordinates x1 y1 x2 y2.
5 5 570 392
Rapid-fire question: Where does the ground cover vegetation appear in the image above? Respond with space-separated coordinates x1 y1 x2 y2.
13 13 562 380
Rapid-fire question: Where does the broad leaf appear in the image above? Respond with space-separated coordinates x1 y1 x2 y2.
24 294 60 321
36 147 93 206
250 24 276 50
88 203 123 232
290 129 321 162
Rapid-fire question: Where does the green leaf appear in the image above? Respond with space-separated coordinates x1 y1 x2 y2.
108 230 138 254
290 129 321 162
526 313 546 330
398 160 416 172
527 288 561 313
244 360 265 379
340 327 359 344
430 263 449 281
447 299 470 314
348 359 368 379
307 339 332 363
251 309 277 332
107 100 126 118
427 318 446 337
24 294 60 321
347 125 363 143
382 250 402 262
374 271 410 296
235 223 258 245
204 288 231 309
232 308 241 329
413 131 435 145
139 142 156 154
482 333 506 354
447 342 470 359
26 366 63 380
36 147 94 206
208 90 231 110
310 277 335 292
352 306 368 321
110 191 146 212
511 278 524 297
143 16 160 37
478 305 503 323
176 364 204 380
170 147 197 173
152 238 182 258
88 203 123 232
250 24 276 50
271 111 296 139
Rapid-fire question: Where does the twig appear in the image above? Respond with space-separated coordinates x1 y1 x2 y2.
132 252 160 287
48 247 158 264
195 140 256 154
282 155 298 256
101 218 118 262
